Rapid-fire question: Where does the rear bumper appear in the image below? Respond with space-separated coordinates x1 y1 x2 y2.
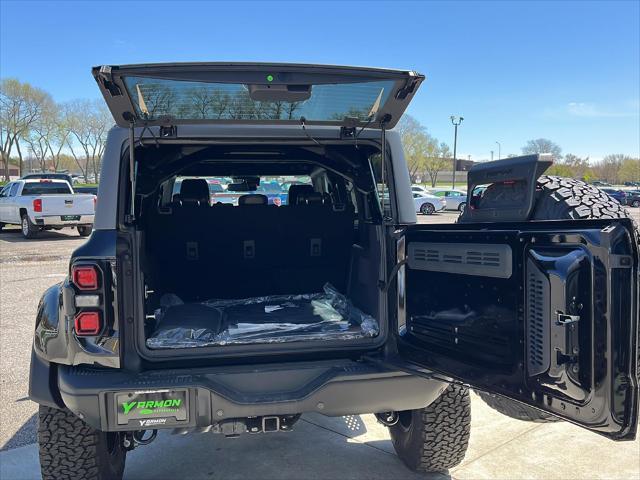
34 214 94 227
56 360 447 432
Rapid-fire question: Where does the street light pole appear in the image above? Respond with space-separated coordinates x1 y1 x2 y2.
495 141 501 160
450 115 464 188
490 150 494 162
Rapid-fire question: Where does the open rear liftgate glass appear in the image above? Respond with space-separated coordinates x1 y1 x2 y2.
397 218 638 440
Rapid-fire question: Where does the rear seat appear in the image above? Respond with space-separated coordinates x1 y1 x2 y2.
147 184 355 299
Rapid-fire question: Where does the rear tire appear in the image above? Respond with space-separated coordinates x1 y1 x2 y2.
77 225 93 237
389 384 471 473
21 214 39 239
38 405 126 480
631 199 640 208
420 203 435 215
458 202 466 212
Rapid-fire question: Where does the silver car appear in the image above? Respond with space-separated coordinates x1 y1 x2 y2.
430 188 467 211
413 192 446 214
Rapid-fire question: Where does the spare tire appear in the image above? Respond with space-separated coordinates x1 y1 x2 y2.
474 175 634 423
532 175 632 221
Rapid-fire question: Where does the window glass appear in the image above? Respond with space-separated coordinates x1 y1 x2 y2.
9 183 20 196
172 176 312 206
125 77 395 123
20 181 71 195
0 184 11 197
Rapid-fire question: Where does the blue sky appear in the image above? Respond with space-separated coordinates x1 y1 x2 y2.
1 0 639 161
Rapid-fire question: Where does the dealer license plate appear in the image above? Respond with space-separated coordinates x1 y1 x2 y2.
115 389 188 428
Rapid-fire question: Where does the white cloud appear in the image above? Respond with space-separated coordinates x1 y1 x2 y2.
566 101 636 118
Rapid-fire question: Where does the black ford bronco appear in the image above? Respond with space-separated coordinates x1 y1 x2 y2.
29 63 638 479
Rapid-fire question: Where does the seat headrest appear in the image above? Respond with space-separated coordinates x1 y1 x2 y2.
179 179 209 205
287 185 314 206
238 194 268 206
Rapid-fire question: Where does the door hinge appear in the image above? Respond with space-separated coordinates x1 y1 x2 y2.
159 125 177 138
395 76 420 100
98 66 122 97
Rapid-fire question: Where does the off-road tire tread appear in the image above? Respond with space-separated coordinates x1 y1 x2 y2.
390 384 471 473
38 405 125 480
533 175 633 222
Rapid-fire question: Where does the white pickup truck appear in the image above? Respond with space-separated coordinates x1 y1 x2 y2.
0 179 95 238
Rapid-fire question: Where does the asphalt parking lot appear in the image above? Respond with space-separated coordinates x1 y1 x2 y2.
1 208 639 479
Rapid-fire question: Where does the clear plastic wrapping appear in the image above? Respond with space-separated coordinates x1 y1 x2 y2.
146 283 379 349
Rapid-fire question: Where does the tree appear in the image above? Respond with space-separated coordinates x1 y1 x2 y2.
521 138 562 160
66 100 112 182
398 115 429 182
0 78 51 179
547 153 590 179
618 157 640 183
424 141 451 187
24 98 65 172
592 154 631 183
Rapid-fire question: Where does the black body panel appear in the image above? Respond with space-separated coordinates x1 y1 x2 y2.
56 360 446 431
31 230 120 369
399 219 638 440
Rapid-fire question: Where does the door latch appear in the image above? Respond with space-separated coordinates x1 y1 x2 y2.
556 311 580 325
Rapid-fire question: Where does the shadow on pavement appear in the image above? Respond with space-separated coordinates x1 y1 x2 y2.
1 413 37 452
0 414 451 480
0 229 82 243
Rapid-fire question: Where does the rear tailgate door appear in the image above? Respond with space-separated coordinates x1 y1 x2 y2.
41 195 95 216
92 62 424 129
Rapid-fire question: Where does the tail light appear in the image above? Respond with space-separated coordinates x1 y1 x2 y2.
72 265 99 290
74 311 102 336
33 198 42 212
71 262 106 338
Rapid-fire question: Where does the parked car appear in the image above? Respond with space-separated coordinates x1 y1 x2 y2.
413 192 446 214
29 62 638 480
624 190 640 207
600 188 628 205
429 188 467 211
590 180 611 186
623 181 640 187
411 185 431 196
0 179 95 238
22 172 75 186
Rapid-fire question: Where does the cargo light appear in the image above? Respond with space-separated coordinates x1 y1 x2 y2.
33 199 42 212
74 311 102 336
72 265 99 290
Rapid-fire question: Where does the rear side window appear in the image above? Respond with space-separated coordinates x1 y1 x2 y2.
9 183 19 196
21 181 71 195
